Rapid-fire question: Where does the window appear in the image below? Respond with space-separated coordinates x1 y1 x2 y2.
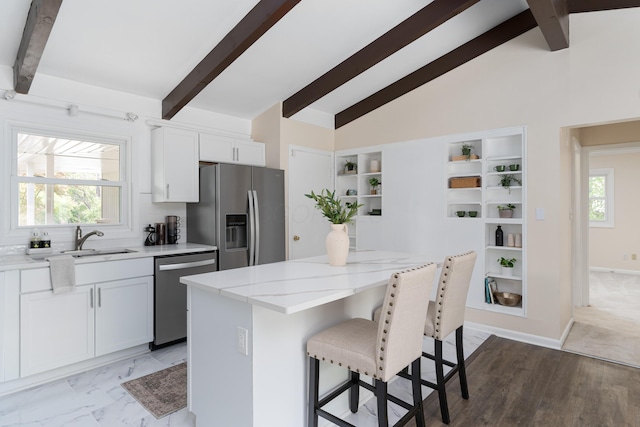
14 129 126 228
589 168 614 227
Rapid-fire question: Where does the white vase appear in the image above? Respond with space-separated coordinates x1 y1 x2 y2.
326 224 349 266
502 266 514 276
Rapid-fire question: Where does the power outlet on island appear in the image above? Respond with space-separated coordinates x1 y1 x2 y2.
237 327 249 356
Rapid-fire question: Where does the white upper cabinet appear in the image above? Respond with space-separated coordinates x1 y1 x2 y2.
199 133 265 166
151 127 200 203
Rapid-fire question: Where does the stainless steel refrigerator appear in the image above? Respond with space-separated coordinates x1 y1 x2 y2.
187 164 285 270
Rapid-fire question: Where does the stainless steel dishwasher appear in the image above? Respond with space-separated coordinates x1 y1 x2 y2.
152 251 217 349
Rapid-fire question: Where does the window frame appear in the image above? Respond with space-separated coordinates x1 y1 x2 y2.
6 122 132 237
588 168 614 228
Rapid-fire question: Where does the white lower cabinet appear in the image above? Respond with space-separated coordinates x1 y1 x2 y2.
20 276 153 377
95 277 153 356
20 287 95 377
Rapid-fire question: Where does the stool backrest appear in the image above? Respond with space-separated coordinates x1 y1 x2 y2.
433 251 477 340
376 263 437 382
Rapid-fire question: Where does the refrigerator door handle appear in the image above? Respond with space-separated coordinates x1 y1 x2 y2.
248 190 256 266
253 190 260 265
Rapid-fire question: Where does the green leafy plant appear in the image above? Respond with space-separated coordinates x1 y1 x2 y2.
497 204 516 211
500 174 521 193
305 189 362 224
344 161 357 173
461 143 473 160
498 257 517 268
368 177 381 188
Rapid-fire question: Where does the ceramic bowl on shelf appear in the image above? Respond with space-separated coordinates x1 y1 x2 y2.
493 292 521 306
456 211 466 217
468 211 478 217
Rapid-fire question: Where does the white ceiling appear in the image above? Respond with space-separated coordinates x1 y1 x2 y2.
0 0 530 121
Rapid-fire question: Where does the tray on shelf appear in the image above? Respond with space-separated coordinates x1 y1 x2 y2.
449 176 481 188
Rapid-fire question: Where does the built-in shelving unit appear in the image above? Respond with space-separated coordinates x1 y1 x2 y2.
446 129 526 316
335 146 383 250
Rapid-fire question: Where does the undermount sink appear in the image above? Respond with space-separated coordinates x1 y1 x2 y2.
61 248 137 257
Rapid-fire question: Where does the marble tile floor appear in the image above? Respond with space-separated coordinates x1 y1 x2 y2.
0 329 490 427
563 271 640 368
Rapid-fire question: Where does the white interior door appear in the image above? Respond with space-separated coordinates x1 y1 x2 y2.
288 146 333 260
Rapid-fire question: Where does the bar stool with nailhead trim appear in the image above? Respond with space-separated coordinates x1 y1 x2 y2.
421 251 477 424
306 263 437 427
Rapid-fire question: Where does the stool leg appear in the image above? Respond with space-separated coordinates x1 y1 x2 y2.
435 339 450 424
349 371 360 413
456 326 469 399
411 357 425 427
375 379 388 427
308 357 319 427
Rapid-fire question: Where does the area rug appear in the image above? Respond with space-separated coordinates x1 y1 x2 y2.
121 362 187 419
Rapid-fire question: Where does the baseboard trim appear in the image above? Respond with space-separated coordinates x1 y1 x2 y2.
464 321 564 350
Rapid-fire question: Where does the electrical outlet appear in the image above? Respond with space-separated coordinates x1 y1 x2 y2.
624 254 629 261
237 327 249 356
633 254 638 261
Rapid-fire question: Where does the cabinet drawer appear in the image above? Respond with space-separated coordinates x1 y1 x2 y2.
21 258 153 293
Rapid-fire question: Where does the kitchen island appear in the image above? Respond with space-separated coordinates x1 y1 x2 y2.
181 250 433 427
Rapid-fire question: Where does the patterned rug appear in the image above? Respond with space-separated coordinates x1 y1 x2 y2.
121 362 187 418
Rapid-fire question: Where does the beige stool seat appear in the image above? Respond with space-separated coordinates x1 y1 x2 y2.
307 263 437 427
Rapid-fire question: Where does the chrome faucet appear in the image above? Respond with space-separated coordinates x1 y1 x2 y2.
75 226 104 250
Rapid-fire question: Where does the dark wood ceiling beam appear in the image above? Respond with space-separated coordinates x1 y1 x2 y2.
162 0 301 120
335 10 538 129
282 0 480 119
527 0 569 51
14 0 63 94
568 0 640 13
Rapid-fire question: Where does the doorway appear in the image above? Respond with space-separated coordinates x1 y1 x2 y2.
566 124 640 366
287 145 334 260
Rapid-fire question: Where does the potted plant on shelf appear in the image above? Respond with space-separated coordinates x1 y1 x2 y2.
497 257 517 276
499 174 521 194
344 161 357 174
497 204 516 218
305 189 362 266
461 143 474 160
368 177 381 194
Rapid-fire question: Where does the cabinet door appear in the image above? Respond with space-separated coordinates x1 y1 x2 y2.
95 276 153 356
152 127 199 202
20 287 94 377
199 133 235 163
235 139 265 166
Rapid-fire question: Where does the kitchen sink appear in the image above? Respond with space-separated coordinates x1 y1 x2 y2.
62 248 137 257
31 248 138 260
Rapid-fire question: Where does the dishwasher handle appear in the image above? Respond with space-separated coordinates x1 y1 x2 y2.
158 259 216 271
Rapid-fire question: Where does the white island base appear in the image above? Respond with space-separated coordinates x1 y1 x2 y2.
183 251 432 427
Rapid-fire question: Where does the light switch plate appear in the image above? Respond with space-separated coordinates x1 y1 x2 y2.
237 327 249 356
535 208 545 220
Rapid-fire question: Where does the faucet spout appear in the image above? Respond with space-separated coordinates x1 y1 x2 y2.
75 226 104 250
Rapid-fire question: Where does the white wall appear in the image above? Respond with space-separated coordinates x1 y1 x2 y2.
0 65 252 253
334 9 640 340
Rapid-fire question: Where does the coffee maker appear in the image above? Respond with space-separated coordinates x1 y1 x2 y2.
166 215 180 244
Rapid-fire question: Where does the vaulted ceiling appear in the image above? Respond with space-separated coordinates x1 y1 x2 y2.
2 0 639 129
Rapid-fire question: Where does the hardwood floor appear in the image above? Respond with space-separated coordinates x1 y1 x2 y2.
412 335 640 426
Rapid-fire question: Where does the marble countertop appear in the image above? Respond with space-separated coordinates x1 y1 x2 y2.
180 250 434 314
0 243 217 271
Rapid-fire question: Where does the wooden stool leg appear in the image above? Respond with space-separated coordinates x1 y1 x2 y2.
349 371 360 413
456 326 469 399
435 339 450 424
375 379 388 427
411 358 426 427
308 357 319 427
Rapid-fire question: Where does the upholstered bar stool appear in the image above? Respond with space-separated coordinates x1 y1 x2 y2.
307 263 437 427
421 251 477 424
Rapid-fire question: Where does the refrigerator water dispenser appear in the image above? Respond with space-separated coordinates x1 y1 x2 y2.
226 214 248 250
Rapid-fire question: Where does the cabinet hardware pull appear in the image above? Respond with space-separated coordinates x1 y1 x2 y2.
90 288 94 308
98 288 102 307
166 184 170 200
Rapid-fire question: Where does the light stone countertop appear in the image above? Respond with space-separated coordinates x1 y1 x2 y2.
180 250 435 314
0 243 217 271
